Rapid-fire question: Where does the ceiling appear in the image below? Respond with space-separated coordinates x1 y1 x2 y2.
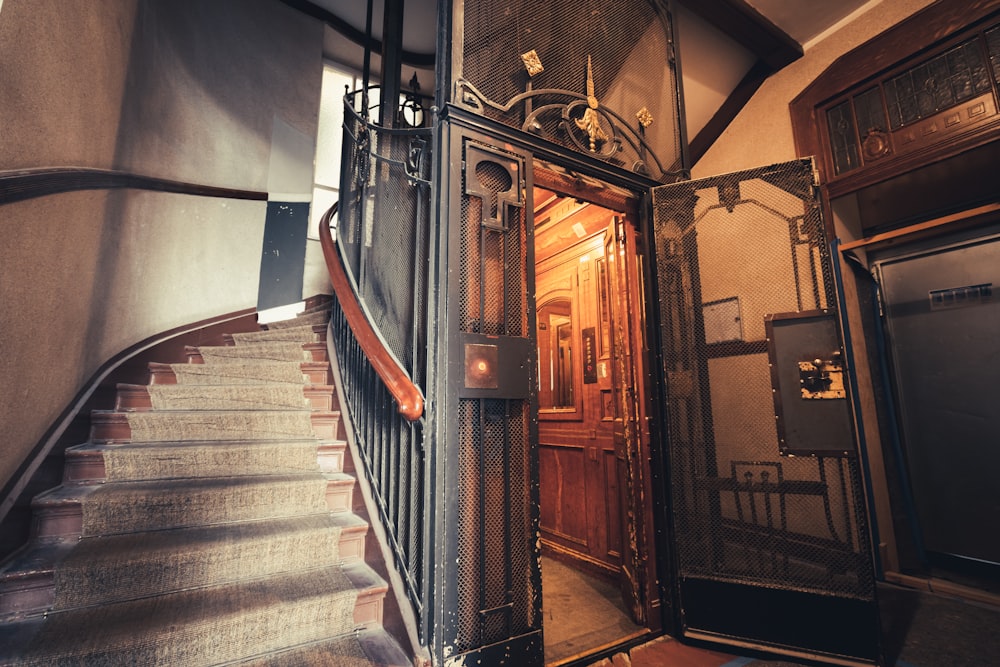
299 0 874 57
745 0 871 47
291 0 878 162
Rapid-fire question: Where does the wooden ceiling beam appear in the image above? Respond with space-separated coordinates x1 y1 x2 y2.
675 0 802 70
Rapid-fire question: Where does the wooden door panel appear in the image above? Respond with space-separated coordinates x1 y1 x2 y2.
538 443 589 547
537 233 622 572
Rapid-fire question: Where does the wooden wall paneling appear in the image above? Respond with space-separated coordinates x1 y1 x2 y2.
538 443 590 548
537 221 621 574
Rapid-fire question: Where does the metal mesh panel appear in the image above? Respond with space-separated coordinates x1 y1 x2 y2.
456 398 535 650
652 160 874 600
459 148 527 337
338 91 431 375
452 140 534 651
459 0 683 179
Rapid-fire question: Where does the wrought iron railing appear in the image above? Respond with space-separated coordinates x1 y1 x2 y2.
319 84 434 644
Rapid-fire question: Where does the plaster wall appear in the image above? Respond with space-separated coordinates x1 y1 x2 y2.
0 0 324 493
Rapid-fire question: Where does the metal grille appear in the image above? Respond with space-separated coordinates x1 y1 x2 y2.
453 140 534 651
328 300 427 637
459 148 527 337
652 160 874 601
458 0 683 180
456 398 535 649
328 87 433 642
339 88 432 373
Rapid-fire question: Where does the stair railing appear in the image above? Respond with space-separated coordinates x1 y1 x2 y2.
318 82 435 650
318 202 423 421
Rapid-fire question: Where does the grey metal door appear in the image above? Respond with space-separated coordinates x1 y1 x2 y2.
875 227 1000 572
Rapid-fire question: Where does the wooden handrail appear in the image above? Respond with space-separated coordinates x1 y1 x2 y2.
319 203 424 422
0 167 267 205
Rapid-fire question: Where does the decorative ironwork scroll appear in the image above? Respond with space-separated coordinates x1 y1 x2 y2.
455 66 685 183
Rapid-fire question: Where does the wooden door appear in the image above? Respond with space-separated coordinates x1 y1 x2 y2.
603 215 652 625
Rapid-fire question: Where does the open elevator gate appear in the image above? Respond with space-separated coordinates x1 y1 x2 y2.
650 159 879 664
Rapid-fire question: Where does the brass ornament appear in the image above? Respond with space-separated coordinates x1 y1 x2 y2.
521 50 544 77
575 56 608 152
636 107 654 128
861 128 891 161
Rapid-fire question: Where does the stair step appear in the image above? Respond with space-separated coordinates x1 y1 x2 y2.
64 439 347 482
64 439 338 483
237 627 410 667
3 510 369 621
4 514 349 616
325 472 356 513
343 560 389 629
33 474 331 537
265 311 331 329
0 302 408 665
319 439 347 473
0 564 375 666
185 342 328 363
31 474 360 540
89 409 339 442
115 383 337 411
148 360 330 385
226 323 327 345
0 540 72 621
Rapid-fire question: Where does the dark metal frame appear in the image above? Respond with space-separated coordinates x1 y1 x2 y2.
764 309 856 458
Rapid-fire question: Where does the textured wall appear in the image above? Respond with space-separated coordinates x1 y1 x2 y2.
0 0 323 493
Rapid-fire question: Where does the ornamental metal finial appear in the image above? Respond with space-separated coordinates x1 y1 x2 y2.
521 50 544 77
636 107 654 128
575 55 608 151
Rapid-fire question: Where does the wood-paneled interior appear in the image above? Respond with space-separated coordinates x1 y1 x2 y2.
535 187 624 576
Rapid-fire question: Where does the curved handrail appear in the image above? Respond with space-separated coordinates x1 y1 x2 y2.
319 202 424 422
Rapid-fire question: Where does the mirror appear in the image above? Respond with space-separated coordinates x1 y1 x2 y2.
538 298 577 411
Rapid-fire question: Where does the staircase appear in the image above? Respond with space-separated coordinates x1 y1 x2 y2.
0 304 411 666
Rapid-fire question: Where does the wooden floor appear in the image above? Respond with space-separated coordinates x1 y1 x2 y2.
541 556 645 664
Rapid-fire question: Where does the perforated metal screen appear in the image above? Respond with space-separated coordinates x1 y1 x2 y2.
651 160 875 602
453 141 536 652
339 96 431 378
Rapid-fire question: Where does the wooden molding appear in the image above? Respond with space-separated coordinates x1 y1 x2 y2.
0 167 267 205
675 0 802 70
689 60 772 165
790 0 1000 192
839 202 1000 251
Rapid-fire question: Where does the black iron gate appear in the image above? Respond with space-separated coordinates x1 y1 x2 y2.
431 125 543 666
650 159 880 664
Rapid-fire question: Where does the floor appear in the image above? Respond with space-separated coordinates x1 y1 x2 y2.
541 556 645 664
543 556 1000 667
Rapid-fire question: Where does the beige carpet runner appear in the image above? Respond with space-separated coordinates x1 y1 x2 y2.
0 304 406 666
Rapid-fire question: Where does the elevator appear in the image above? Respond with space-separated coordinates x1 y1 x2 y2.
531 167 661 664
